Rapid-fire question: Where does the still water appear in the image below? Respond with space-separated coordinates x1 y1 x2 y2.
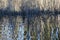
0 16 59 40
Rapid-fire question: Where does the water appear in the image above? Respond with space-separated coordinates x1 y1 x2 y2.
17 23 24 40
0 16 59 40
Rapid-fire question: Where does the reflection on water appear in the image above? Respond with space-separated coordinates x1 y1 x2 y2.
0 15 59 40
51 27 59 40
56 27 58 38
17 23 24 40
